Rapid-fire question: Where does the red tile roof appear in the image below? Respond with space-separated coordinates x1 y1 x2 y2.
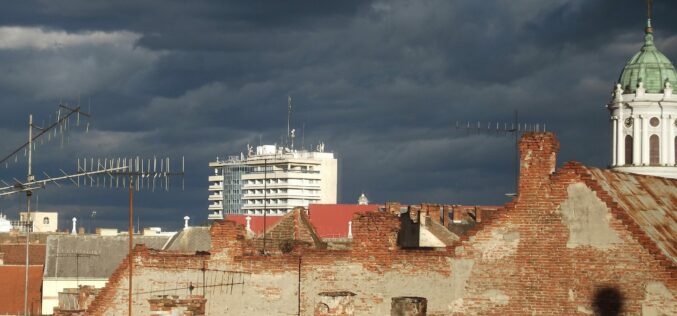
0 265 43 315
0 243 46 265
308 204 380 238
225 215 283 235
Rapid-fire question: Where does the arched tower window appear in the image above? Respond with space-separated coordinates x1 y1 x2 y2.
43 217 50 225
674 136 677 164
625 135 633 165
649 135 660 165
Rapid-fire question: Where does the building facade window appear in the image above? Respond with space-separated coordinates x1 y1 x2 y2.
43 217 50 225
650 135 660 165
625 135 633 165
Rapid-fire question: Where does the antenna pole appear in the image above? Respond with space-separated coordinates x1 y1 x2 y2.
128 176 134 316
263 159 267 254
514 110 519 194
287 96 292 148
24 114 34 316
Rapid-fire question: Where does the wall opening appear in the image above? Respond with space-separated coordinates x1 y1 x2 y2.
315 291 356 316
649 134 660 165
391 297 427 316
624 135 633 165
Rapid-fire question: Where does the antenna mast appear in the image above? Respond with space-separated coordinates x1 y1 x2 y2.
287 96 292 148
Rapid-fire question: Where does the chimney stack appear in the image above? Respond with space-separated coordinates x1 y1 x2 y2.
452 206 463 223
245 216 252 232
518 132 559 194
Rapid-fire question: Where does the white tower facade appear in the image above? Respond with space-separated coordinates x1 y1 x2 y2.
608 18 677 179
208 143 338 219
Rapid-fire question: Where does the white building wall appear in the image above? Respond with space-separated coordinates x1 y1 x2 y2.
20 211 58 232
608 85 677 179
42 278 108 315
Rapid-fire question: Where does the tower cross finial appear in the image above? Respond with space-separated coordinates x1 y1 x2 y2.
645 0 654 34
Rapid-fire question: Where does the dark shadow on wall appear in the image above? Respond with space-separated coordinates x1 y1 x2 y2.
593 287 624 316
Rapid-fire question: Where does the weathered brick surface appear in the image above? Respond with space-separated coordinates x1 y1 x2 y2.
86 132 675 315
148 295 206 316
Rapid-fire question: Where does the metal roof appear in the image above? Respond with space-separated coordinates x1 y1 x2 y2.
588 167 677 264
44 235 170 279
162 227 211 252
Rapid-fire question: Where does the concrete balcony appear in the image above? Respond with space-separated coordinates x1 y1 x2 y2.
242 193 318 199
208 204 224 211
208 195 223 201
208 185 222 191
208 213 224 220
208 175 223 182
242 171 321 181
242 183 320 190
241 201 317 209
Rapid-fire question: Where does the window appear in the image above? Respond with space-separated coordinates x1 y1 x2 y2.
43 217 50 225
650 117 660 127
650 135 660 165
624 135 633 165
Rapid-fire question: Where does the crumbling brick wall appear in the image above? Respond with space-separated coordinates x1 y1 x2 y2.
86 132 676 315
148 295 206 316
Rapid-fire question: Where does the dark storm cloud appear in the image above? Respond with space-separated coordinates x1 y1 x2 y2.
0 0 674 230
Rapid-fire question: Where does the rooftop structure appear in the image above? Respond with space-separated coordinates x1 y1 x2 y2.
208 144 337 219
608 13 677 178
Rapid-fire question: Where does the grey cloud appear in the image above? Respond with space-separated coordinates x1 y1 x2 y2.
0 0 675 229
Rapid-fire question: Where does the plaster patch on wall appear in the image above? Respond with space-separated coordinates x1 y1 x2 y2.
483 289 509 305
473 226 520 261
559 183 622 249
450 259 474 299
448 289 509 313
641 281 676 316
443 259 476 313
568 288 576 302
577 305 593 314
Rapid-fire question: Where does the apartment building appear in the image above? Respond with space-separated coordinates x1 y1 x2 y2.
208 144 337 219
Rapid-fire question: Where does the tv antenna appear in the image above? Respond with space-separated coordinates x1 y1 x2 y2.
287 95 293 149
455 111 547 195
0 103 185 316
0 103 93 316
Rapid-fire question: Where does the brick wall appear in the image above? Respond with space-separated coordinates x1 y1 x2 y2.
87 132 676 315
148 295 206 316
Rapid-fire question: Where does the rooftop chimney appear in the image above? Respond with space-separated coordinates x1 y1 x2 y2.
245 216 252 232
518 132 559 194
183 216 190 229
71 217 77 235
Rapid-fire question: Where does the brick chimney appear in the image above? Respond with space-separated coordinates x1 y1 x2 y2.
518 132 559 193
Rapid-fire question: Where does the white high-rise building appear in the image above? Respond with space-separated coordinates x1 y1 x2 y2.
607 16 677 179
208 144 337 219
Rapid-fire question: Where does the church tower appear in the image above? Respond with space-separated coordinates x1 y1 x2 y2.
608 8 677 179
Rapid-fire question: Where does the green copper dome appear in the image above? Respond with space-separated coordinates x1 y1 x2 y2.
618 20 677 93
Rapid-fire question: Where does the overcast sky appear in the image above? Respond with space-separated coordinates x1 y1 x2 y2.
0 0 675 231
